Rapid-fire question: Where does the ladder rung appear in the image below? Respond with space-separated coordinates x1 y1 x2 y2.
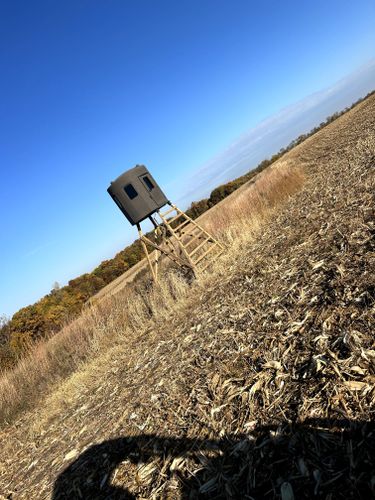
189 236 211 257
184 231 205 248
174 219 191 232
181 225 200 235
167 212 185 225
193 244 217 265
169 228 193 242
177 225 201 240
159 206 175 218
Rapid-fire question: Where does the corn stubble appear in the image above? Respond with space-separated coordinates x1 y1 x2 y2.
0 95 374 499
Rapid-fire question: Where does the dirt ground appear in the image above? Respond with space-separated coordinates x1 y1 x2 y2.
0 95 374 499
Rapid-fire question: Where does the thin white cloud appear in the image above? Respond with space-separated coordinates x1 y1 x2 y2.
171 58 375 207
23 241 55 259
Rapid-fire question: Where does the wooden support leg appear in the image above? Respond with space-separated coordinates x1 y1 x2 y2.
137 224 157 282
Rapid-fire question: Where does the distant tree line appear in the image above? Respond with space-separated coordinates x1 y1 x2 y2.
1 89 374 371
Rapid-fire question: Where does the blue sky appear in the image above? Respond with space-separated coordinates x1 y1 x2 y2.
0 0 374 318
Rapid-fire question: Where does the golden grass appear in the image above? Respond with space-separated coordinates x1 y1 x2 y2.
0 161 305 426
202 161 305 239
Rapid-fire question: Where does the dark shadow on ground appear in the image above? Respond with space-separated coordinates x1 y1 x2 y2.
52 419 375 499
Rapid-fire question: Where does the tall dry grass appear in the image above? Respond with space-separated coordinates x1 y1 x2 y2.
202 161 305 240
0 161 305 426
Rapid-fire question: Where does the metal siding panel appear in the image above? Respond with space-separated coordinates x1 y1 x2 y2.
108 166 168 225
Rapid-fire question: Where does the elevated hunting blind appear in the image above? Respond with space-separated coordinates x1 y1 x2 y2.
107 165 223 281
107 165 169 225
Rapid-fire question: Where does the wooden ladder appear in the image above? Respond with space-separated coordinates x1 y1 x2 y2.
137 203 224 281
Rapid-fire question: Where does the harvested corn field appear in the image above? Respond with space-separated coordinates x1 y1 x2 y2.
0 94 374 499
